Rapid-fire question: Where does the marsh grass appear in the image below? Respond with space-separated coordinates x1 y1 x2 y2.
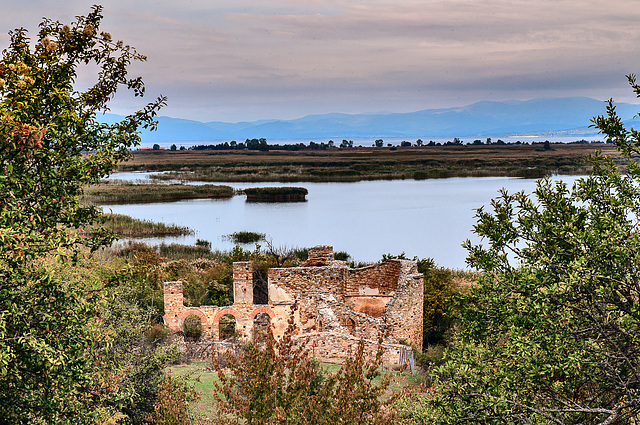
101 213 193 237
243 186 308 202
157 243 217 261
222 231 266 244
119 144 616 183
84 181 234 204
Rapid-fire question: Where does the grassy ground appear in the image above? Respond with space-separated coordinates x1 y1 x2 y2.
119 144 621 182
169 359 424 421
84 181 234 204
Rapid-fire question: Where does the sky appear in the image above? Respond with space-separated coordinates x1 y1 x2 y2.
1 0 639 122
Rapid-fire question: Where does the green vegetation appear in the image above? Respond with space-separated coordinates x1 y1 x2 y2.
399 76 640 424
120 143 617 183
223 230 266 244
182 314 203 340
210 312 398 424
84 181 234 204
243 186 308 202
6 6 640 425
0 6 168 423
101 213 193 237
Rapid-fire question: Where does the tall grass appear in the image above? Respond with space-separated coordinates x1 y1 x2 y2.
223 231 266 244
101 213 193 237
243 187 308 202
116 144 612 183
84 181 234 204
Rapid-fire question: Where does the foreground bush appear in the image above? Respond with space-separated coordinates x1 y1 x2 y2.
0 6 166 423
401 76 640 424
211 307 397 424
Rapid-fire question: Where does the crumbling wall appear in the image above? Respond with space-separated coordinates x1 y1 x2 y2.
302 245 335 266
233 261 253 304
342 261 401 317
295 332 410 366
383 260 424 350
268 264 346 304
344 261 400 296
163 244 424 367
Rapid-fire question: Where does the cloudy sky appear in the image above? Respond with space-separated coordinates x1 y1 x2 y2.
1 0 639 122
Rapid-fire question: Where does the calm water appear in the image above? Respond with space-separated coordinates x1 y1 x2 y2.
104 174 581 269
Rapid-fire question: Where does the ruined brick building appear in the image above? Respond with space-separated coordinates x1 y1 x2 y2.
164 245 423 366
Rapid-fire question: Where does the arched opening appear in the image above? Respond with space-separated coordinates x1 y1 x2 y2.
219 314 236 340
345 317 356 336
253 270 269 305
253 312 271 341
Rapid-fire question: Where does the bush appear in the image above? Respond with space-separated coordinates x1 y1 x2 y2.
195 238 211 249
243 186 308 202
211 308 397 424
334 251 350 261
182 314 202 340
224 231 266 244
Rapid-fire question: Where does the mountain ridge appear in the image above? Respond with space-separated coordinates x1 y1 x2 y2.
101 97 640 143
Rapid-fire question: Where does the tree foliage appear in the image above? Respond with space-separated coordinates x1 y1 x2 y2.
0 6 165 423
183 313 203 340
401 75 640 424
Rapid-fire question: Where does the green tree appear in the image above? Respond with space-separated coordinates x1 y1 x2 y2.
401 75 640 424
170 143 177 151
153 143 160 150
0 6 165 423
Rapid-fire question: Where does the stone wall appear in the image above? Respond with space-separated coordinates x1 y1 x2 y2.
233 261 253 305
344 261 400 296
295 332 412 366
303 245 335 266
268 264 346 303
383 261 424 350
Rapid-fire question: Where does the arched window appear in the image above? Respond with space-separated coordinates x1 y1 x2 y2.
345 317 356 336
253 312 271 341
219 314 236 340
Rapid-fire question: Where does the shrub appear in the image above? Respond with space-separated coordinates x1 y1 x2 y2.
334 250 350 261
211 307 397 424
195 238 211 248
223 231 266 244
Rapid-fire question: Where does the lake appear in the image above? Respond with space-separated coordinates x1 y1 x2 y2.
104 173 582 269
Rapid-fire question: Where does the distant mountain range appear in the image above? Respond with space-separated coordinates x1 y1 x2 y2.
101 97 640 143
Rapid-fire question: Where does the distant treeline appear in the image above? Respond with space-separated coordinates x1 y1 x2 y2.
186 137 609 152
191 138 326 151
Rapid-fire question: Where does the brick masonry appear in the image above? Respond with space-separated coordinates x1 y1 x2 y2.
163 245 423 366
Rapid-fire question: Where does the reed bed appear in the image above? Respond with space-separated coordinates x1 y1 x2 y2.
84 181 234 204
243 186 308 202
121 144 615 183
223 231 266 244
101 213 193 237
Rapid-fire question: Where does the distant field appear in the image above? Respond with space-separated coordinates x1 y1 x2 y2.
119 144 622 182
